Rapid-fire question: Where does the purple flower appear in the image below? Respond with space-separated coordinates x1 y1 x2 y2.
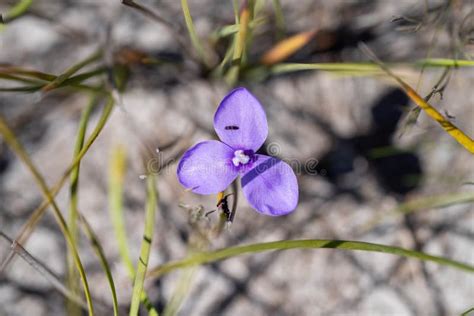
177 87 298 216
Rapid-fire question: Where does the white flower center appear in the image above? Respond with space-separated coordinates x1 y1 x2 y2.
232 150 250 167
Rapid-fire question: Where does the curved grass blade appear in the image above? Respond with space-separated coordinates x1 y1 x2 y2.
0 95 115 275
272 0 285 39
461 306 474 316
0 65 56 81
67 93 98 316
0 231 88 310
42 49 103 92
0 73 44 84
359 43 474 154
129 175 158 316
1 0 32 24
398 66 451 138
147 239 474 279
0 115 95 315
108 146 158 316
225 1 251 85
180 0 211 68
398 191 474 214
361 191 474 234
109 146 134 273
79 214 119 316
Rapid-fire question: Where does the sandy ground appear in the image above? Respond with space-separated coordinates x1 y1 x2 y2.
0 1 473 315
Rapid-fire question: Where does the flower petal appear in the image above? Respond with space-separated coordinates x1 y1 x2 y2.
241 154 298 216
177 140 238 194
214 87 268 151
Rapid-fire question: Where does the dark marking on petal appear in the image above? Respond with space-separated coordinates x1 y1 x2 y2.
225 125 239 130
241 157 280 188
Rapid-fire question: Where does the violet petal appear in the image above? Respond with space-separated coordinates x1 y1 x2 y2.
177 140 238 194
214 87 268 151
241 154 298 216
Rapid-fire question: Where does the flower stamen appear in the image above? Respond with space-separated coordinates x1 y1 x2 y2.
232 150 250 167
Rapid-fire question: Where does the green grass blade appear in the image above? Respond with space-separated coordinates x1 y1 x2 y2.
1 0 32 24
416 58 474 67
108 146 159 316
0 65 106 94
148 239 474 279
0 115 95 315
271 62 381 74
0 95 115 275
225 2 251 85
79 214 119 316
0 73 44 84
272 0 285 39
0 231 88 310
461 306 474 316
67 93 98 316
0 66 56 81
42 49 102 92
211 17 266 40
129 175 158 316
109 146 134 274
271 60 474 75
180 0 210 67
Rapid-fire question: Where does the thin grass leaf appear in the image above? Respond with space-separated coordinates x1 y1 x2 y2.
398 67 452 138
79 214 119 316
0 95 115 275
361 191 474 234
0 66 56 81
461 306 474 316
180 0 211 67
417 58 474 67
67 93 98 316
42 49 103 92
0 115 95 315
261 30 316 65
162 268 197 316
271 62 381 74
0 231 88 310
226 1 251 85
1 0 32 24
0 85 43 92
59 67 106 87
272 0 285 39
129 175 158 316
0 73 44 84
0 63 106 94
109 146 134 273
212 34 236 78
107 146 158 316
148 239 474 279
399 191 474 214
359 43 474 154
211 17 266 40
232 0 239 23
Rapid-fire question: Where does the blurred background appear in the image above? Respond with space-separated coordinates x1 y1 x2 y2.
0 0 473 315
